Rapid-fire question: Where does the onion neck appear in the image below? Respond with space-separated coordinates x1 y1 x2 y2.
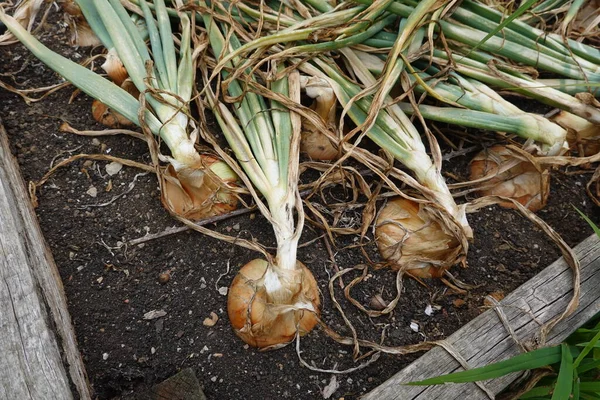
406 152 473 239
263 187 302 304
158 113 202 170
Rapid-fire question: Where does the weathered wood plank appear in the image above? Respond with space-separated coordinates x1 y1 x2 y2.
0 121 91 400
363 234 600 400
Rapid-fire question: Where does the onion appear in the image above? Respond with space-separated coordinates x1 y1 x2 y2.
469 145 549 212
102 48 129 86
160 155 239 221
300 76 338 160
228 259 320 349
375 198 461 278
91 81 139 128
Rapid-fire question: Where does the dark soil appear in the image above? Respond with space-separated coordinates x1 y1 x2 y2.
1 16 599 400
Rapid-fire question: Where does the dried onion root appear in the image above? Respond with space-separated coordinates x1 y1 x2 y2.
469 145 549 212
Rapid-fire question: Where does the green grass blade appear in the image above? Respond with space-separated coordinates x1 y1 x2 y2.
579 381 600 392
580 393 600 400
520 386 553 398
405 346 562 385
574 207 600 238
462 0 543 58
550 344 574 400
576 359 600 374
574 369 581 400
574 328 600 368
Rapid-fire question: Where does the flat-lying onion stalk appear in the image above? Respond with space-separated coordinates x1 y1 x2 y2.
354 50 567 156
0 0 239 220
355 0 600 82
353 48 561 211
198 9 320 349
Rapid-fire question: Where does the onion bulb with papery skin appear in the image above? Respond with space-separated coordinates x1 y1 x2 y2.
553 111 600 156
228 259 320 349
300 76 338 160
92 80 140 128
92 99 134 127
469 145 549 212
160 155 239 221
375 198 461 278
102 48 129 87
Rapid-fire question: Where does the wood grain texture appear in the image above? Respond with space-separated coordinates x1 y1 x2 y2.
0 121 91 400
363 234 600 400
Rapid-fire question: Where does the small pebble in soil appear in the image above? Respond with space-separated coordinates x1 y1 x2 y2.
158 272 171 284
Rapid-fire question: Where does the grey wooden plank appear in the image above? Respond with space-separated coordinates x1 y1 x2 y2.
0 121 91 400
363 234 600 400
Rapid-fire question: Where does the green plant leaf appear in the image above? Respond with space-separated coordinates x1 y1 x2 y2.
520 385 553 398
574 207 600 239
580 381 600 392
462 0 538 58
577 359 600 374
580 392 600 400
573 369 580 400
405 346 562 385
551 344 574 400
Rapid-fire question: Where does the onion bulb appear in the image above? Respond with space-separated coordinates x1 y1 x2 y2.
553 111 600 156
375 198 461 278
102 48 129 87
228 259 320 349
300 76 338 160
61 0 102 47
160 155 239 221
92 80 139 128
469 145 549 212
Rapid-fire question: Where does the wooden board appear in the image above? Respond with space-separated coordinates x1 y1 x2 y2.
363 233 600 400
0 121 91 400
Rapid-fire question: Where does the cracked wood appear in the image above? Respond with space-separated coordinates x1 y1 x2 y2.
0 121 91 400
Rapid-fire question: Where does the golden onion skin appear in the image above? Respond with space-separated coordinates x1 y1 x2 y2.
470 145 549 212
91 99 134 128
375 198 460 278
91 81 140 128
300 128 338 160
160 155 238 221
227 259 320 349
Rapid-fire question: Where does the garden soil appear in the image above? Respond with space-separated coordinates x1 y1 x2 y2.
1 16 599 400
